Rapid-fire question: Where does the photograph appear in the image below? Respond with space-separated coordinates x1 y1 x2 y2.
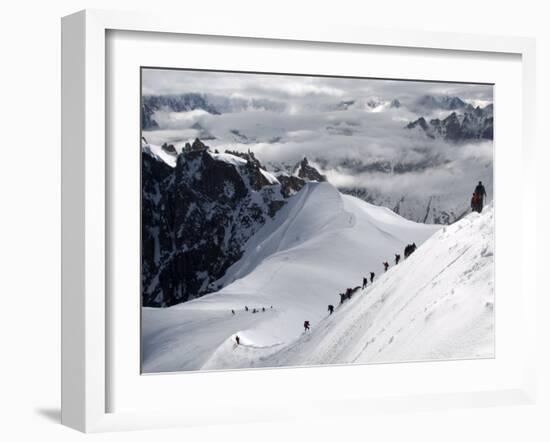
140 68 495 374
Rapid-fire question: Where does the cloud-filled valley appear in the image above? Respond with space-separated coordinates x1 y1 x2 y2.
142 69 493 224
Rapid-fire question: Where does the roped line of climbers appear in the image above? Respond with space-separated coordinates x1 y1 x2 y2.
234 241 418 344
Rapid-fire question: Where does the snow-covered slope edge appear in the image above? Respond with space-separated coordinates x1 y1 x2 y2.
243 203 495 368
141 183 439 373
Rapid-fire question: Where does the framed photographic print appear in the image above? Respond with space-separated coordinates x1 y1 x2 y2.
140 67 494 374
61 9 537 432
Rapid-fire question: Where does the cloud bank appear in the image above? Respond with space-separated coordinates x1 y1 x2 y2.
142 68 493 209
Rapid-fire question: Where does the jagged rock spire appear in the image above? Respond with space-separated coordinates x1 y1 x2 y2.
295 156 326 182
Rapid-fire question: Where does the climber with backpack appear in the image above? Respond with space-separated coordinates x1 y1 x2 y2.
471 192 481 213
475 181 487 209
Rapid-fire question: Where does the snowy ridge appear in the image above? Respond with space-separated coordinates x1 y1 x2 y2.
207 151 248 167
142 183 439 372
142 143 178 168
212 203 495 369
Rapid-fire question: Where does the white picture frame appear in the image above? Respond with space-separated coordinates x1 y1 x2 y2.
61 9 537 433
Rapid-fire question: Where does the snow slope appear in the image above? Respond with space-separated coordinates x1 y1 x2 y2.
142 182 438 373
207 203 494 369
142 143 178 167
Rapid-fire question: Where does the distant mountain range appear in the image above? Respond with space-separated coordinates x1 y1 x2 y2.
406 103 493 141
142 93 285 130
414 94 469 111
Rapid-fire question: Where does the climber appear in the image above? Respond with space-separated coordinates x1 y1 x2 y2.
474 181 487 210
383 261 389 272
405 243 417 258
370 272 375 283
471 192 481 213
362 277 368 289
328 304 334 315
395 254 401 265
304 320 311 332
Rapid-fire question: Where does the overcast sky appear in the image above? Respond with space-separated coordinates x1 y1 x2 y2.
142 68 493 199
142 69 493 107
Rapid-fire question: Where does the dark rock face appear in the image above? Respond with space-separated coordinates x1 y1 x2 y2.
295 157 327 182
406 116 430 132
406 104 493 141
181 138 210 153
141 151 177 305
161 143 177 154
278 175 306 197
142 143 292 307
432 112 462 140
